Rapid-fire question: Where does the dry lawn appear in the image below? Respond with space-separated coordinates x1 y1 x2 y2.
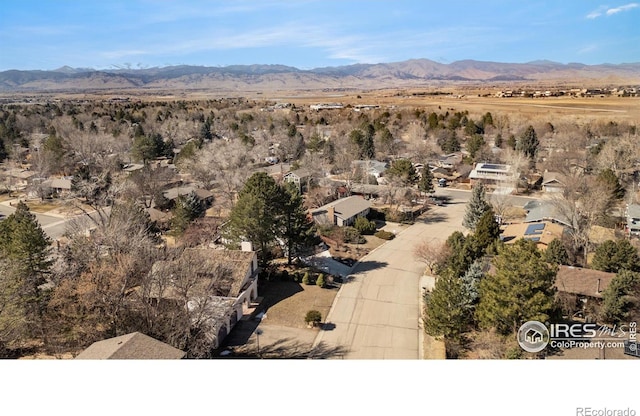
259 281 339 328
24 201 59 213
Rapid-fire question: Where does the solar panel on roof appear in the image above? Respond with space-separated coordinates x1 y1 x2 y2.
524 223 545 236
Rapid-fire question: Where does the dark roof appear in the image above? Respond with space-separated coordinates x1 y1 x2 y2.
75 332 185 359
555 266 615 299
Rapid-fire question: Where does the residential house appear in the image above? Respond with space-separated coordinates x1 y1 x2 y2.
541 171 567 193
469 163 514 188
500 221 565 250
523 200 572 228
626 204 640 236
311 195 371 227
554 265 616 320
163 185 214 207
3 168 36 191
47 177 72 196
435 153 463 169
351 160 388 180
256 162 291 182
75 332 186 359
283 168 312 192
146 245 259 350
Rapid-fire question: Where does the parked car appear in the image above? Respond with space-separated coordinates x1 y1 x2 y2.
438 178 447 187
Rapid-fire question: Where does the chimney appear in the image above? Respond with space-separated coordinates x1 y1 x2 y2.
596 278 601 294
327 206 335 225
241 241 253 252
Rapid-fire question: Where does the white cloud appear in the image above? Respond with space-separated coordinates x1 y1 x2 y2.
587 3 638 18
606 2 638 15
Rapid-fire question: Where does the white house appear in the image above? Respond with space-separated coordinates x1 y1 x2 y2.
469 163 514 187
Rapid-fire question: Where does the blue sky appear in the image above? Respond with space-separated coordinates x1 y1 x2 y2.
0 1 638 71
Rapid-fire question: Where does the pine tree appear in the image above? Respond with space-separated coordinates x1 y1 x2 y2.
316 273 325 288
463 184 491 231
386 159 418 185
170 191 205 235
226 172 283 267
544 239 569 265
601 270 640 325
461 260 484 307
279 183 315 265
0 201 52 343
418 165 435 194
592 239 640 273
423 267 472 341
597 168 625 200
517 125 539 160
476 239 558 335
473 209 500 254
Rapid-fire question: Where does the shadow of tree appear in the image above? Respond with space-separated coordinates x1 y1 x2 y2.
259 281 304 310
351 260 389 274
416 213 449 224
219 337 349 359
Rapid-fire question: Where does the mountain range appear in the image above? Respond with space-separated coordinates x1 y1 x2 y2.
1 59 639 93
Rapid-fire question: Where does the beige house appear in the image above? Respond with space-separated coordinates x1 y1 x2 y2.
500 221 565 250
311 195 371 227
147 244 259 349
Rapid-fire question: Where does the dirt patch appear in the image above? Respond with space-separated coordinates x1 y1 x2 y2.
259 281 339 329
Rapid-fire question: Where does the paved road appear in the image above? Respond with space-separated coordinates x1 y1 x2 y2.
313 192 469 359
0 201 102 240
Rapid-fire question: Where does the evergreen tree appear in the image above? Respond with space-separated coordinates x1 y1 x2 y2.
0 202 52 342
592 239 640 273
170 191 205 235
316 273 325 288
544 239 569 265
463 184 491 231
386 159 418 185
441 130 461 153
279 183 315 265
601 270 640 325
418 165 435 194
361 123 376 159
473 209 500 254
516 125 539 160
597 168 625 200
225 172 283 267
466 134 486 160
476 239 558 335
423 267 472 341
0 138 7 162
461 259 485 307
494 133 503 148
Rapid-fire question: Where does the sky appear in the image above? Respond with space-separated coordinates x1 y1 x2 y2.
0 0 639 71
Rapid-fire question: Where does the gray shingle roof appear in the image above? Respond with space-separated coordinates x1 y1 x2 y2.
75 332 185 359
312 195 371 221
524 200 572 227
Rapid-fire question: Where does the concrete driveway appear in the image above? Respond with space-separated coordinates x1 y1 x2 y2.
301 250 352 278
313 194 468 359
